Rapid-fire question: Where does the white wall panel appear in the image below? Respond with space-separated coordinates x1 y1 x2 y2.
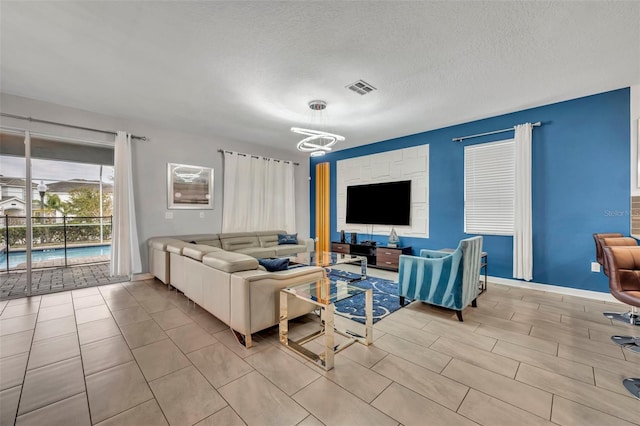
336 145 429 238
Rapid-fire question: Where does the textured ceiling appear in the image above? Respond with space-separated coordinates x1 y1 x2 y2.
1 1 639 153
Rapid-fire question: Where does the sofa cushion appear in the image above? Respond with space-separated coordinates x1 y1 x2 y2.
198 239 222 248
166 240 193 255
235 247 277 258
258 258 290 272
183 245 224 261
148 237 179 251
257 231 284 248
278 233 298 245
202 251 259 273
219 233 261 251
172 234 219 242
275 244 307 256
181 236 221 248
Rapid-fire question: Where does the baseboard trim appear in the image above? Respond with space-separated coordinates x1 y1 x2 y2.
131 273 154 281
487 275 618 303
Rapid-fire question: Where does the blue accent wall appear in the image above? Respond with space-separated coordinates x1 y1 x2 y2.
310 88 631 292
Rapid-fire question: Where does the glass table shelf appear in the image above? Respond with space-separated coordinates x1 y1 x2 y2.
279 278 372 370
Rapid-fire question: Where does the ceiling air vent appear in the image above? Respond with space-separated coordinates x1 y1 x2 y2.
346 80 376 95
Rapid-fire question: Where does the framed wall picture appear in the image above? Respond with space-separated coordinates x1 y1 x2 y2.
167 163 214 209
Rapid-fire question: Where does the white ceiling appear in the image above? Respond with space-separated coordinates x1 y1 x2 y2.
1 1 639 153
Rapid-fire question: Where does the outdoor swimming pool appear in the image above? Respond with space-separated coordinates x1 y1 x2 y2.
0 245 111 270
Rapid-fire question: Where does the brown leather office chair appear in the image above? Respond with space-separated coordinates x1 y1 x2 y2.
593 233 623 271
602 246 640 399
603 245 640 327
599 237 640 325
595 235 639 323
593 233 636 277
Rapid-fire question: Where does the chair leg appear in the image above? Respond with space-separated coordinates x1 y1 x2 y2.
603 306 640 326
472 298 477 308
399 296 405 307
626 344 640 354
456 311 463 322
611 335 640 353
623 378 640 400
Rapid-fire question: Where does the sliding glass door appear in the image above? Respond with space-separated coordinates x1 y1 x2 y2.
0 138 26 298
0 130 118 298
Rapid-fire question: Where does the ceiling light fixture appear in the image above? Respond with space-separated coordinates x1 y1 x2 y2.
292 100 344 156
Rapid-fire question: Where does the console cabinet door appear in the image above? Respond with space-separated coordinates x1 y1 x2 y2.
376 248 403 271
331 243 350 254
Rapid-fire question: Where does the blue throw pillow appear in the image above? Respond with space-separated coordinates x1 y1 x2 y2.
278 233 298 245
258 258 290 272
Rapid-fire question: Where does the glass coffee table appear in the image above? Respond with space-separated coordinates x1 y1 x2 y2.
279 278 373 371
288 251 368 280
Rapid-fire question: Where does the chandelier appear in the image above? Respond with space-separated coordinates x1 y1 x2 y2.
292 100 344 157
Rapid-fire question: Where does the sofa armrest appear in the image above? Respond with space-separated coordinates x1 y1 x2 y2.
301 237 315 252
229 266 325 336
148 245 170 284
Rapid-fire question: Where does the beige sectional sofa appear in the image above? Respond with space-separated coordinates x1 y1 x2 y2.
147 231 322 347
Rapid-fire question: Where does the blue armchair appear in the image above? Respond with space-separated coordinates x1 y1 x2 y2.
398 236 483 321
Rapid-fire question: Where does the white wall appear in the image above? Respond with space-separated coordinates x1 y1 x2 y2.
0 93 311 272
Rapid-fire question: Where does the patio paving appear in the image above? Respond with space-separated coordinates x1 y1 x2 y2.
0 262 128 299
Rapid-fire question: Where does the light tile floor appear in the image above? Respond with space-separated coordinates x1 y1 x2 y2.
0 269 639 425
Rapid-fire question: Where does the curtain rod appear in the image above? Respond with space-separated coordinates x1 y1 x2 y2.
452 121 542 142
218 149 299 166
0 112 148 141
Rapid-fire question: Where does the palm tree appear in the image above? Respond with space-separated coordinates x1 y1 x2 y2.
44 194 62 211
44 194 73 216
57 203 74 217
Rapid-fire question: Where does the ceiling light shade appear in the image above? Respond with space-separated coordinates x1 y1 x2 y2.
292 127 345 153
308 100 327 110
292 100 344 156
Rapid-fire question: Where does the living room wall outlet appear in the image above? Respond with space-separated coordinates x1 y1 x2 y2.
591 262 601 273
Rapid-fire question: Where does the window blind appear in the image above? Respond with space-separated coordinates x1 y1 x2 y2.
464 139 515 235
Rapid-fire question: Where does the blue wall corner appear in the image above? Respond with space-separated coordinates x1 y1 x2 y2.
309 88 631 293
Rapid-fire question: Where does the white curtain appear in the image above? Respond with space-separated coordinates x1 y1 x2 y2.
222 151 296 232
110 131 142 276
513 123 533 281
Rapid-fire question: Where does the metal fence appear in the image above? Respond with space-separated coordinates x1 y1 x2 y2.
0 215 113 272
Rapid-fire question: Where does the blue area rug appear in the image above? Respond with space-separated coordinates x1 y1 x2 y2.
330 271 403 324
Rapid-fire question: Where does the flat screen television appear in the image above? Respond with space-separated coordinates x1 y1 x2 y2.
346 180 411 225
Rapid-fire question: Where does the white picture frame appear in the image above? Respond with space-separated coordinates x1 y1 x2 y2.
167 163 214 209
